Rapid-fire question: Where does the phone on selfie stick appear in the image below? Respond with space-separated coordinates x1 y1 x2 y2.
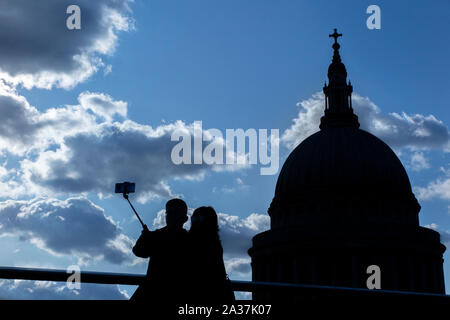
115 182 148 231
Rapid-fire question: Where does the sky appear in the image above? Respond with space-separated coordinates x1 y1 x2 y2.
0 0 448 299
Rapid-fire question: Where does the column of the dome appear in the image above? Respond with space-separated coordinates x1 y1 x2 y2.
407 256 415 291
420 258 428 292
330 255 337 286
430 258 437 292
391 256 399 290
293 256 299 283
439 258 445 293
351 255 358 287
438 258 445 293
276 258 283 282
311 256 317 284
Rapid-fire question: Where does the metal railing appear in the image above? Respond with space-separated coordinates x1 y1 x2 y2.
0 266 449 300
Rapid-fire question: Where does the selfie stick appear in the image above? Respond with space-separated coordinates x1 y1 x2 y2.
123 193 148 231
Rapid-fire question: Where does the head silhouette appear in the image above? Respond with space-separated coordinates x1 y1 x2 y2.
165 198 188 229
191 206 219 234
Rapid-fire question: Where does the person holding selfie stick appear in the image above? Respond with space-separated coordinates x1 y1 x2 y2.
116 183 190 304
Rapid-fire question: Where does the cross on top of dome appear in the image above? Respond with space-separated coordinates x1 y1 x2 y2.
329 28 343 60
329 28 342 44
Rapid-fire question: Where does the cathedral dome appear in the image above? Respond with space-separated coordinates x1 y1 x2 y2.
269 124 421 230
249 29 445 297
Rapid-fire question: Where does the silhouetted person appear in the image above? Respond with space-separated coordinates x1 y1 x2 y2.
130 198 189 303
189 206 235 302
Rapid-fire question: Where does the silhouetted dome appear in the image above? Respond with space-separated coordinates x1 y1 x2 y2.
275 127 412 200
269 126 421 229
250 29 446 297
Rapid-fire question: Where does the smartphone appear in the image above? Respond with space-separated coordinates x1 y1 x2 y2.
115 182 135 194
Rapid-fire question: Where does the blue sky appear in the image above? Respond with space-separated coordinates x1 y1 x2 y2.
0 0 448 299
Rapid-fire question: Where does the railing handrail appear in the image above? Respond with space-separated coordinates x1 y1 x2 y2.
0 266 449 299
0 266 145 285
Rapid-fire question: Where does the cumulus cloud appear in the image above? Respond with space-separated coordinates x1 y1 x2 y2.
0 0 134 89
20 120 239 202
0 197 134 265
0 85 43 154
0 85 97 156
415 165 450 201
0 88 245 201
281 92 324 150
408 152 431 172
225 258 252 275
78 91 127 121
281 92 449 151
0 280 128 300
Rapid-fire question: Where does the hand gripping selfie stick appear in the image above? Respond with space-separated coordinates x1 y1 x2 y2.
115 182 148 231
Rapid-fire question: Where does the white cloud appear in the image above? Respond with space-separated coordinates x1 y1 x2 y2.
0 85 98 156
281 92 324 150
78 91 127 121
0 0 134 89
424 223 439 230
225 258 251 275
20 120 241 202
281 92 449 151
0 280 128 300
415 179 450 200
415 165 450 201
0 197 134 265
409 152 430 172
0 88 246 202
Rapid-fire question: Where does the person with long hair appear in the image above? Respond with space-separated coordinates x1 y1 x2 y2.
189 206 235 302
